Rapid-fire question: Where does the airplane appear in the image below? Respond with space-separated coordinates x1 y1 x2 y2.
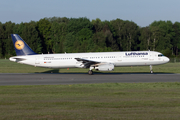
9 34 170 75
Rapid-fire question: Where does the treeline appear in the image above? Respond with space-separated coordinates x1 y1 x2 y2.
0 17 180 58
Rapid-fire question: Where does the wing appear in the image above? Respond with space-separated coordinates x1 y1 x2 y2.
74 58 101 68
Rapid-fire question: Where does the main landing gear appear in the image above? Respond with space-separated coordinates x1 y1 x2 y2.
150 65 153 73
88 66 94 75
88 70 93 75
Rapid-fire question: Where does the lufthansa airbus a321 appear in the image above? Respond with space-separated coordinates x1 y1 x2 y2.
9 34 169 75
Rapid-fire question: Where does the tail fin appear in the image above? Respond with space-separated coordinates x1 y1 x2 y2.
11 34 36 56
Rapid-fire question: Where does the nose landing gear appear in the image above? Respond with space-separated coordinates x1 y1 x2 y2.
150 65 153 73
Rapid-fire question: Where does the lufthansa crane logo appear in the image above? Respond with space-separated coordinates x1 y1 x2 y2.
15 40 25 50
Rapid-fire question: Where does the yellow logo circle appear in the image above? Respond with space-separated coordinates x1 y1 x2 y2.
15 40 25 50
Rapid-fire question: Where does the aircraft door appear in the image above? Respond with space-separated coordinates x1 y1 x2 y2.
35 57 40 64
149 52 154 61
118 56 122 61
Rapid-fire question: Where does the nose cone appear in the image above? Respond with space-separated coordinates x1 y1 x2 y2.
165 57 170 63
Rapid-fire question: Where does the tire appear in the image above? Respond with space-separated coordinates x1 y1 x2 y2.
88 70 93 75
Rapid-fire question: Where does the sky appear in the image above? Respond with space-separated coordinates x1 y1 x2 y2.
1 0 180 27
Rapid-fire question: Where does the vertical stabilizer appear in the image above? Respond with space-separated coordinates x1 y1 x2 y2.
11 34 36 56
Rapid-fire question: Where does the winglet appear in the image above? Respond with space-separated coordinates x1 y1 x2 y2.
11 34 36 56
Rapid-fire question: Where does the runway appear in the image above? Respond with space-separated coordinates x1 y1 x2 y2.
0 73 180 86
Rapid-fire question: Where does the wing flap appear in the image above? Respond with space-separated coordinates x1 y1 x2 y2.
74 58 101 68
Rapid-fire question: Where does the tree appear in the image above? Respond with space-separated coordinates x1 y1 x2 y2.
1 17 180 58
110 19 125 51
63 32 76 53
67 17 93 34
37 18 51 53
172 22 180 57
13 22 42 54
0 22 4 58
110 19 139 51
51 21 67 53
3 21 15 57
139 27 152 50
92 18 103 32
76 28 93 52
118 21 139 51
150 21 174 55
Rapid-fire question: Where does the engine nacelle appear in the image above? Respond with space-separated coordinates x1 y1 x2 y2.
95 64 114 71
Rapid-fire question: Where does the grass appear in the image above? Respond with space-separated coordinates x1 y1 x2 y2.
0 83 180 119
0 59 180 73
1 59 180 119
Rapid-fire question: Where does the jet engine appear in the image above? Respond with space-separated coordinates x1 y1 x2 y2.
95 64 114 71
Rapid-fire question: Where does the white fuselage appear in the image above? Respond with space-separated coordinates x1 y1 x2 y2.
9 51 169 69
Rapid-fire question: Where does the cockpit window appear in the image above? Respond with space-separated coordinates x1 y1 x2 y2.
158 54 164 57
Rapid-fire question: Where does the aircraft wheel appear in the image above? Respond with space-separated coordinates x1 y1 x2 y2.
88 70 93 75
150 70 153 74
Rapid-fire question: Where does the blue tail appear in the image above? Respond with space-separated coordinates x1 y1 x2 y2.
11 34 37 56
